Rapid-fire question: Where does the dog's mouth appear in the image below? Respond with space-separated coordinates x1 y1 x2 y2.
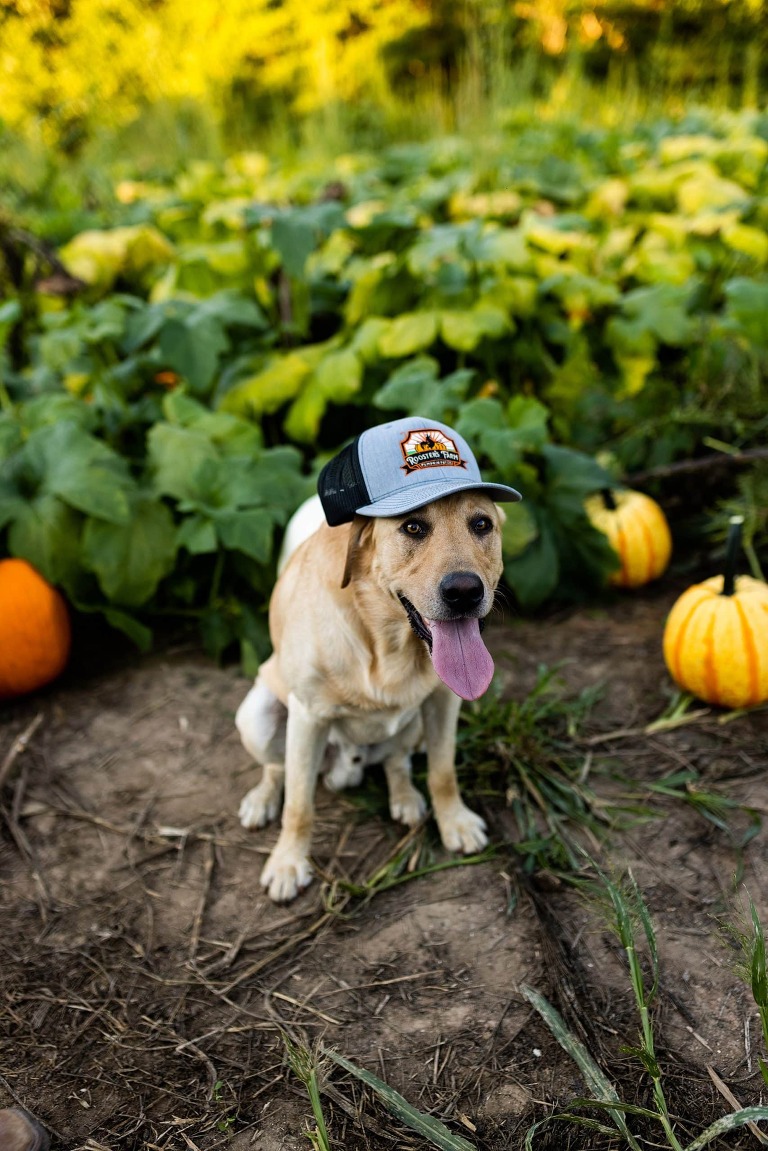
398 595 494 702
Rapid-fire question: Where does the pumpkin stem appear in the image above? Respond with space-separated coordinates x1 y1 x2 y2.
600 487 618 511
721 515 744 597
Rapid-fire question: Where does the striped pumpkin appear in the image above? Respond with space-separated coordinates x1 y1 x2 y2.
662 518 768 709
585 488 672 588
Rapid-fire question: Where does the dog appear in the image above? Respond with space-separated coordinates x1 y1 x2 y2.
236 416 521 902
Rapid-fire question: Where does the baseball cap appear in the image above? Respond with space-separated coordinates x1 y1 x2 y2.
318 416 522 526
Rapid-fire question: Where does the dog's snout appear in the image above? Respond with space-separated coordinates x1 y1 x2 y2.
439 571 485 613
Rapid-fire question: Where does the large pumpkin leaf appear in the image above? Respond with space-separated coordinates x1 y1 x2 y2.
723 278 768 347
212 507 274 562
504 514 560 608
82 495 178 606
378 312 439 358
619 284 698 346
6 494 83 590
439 305 510 351
220 352 313 416
284 347 363 443
158 314 230 395
20 422 134 525
148 423 219 502
374 357 474 420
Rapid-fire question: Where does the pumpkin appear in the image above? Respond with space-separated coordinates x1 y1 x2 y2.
585 487 672 588
0 558 72 700
662 517 768 709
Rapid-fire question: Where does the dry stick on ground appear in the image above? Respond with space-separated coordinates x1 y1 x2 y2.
0 713 44 792
706 1064 768 1146
188 837 216 965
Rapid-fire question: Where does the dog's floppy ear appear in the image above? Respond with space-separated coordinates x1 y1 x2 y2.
341 515 374 588
494 503 507 525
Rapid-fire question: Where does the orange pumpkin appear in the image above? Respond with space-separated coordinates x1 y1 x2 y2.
0 558 72 700
663 517 768 709
585 488 672 588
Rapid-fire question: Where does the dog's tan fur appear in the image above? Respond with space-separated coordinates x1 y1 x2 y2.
237 491 505 902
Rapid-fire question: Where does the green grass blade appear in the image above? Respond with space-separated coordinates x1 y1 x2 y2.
520 984 642 1151
524 1113 619 1148
683 1106 768 1151
323 1047 476 1151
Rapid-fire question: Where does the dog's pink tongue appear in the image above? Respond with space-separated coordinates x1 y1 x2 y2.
427 618 494 701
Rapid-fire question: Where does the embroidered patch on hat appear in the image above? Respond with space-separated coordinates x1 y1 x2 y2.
400 428 467 474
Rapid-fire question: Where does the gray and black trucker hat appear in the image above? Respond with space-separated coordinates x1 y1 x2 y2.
318 416 522 526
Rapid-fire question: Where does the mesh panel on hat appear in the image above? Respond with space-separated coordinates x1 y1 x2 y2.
318 441 371 526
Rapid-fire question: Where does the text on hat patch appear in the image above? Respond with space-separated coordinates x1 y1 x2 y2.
400 429 467 474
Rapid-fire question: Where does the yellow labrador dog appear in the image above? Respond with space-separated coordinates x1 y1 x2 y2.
236 417 521 902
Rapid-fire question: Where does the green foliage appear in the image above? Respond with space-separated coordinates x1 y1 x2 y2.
1 110 767 662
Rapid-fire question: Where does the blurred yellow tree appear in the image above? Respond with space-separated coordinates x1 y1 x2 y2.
0 0 431 145
1 0 765 149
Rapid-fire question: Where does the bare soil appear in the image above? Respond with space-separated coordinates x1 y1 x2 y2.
1 582 767 1150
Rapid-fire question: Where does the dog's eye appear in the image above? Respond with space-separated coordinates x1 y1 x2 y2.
471 516 493 535
401 520 427 538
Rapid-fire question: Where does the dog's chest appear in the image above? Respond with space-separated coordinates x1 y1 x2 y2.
330 707 419 746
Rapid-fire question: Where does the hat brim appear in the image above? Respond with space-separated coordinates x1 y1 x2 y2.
355 478 522 518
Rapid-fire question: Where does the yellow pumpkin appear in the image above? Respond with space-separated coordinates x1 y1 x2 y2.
662 517 768 709
585 488 672 588
0 558 72 700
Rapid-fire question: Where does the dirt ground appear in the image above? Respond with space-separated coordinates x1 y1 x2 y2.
2 581 767 1151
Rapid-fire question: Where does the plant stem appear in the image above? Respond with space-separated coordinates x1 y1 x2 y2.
600 487 618 511
721 515 744 598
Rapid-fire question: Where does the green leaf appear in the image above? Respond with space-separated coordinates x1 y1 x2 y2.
620 284 697 346
284 348 362 443
374 358 474 421
504 517 559 608
541 444 615 518
220 352 312 416
102 607 153 652
378 312 439 358
501 502 539 556
194 291 268 330
0 299 21 348
350 316 391 364
723 278 768 347
323 1048 476 1151
213 507 274 562
25 422 134 524
82 496 178 606
271 215 316 277
439 306 510 352
177 514 218 554
148 423 219 502
159 315 230 395
7 494 83 589
373 356 439 410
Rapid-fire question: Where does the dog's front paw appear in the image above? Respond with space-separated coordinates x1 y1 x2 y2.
239 783 281 829
436 804 488 854
261 847 313 903
390 784 427 827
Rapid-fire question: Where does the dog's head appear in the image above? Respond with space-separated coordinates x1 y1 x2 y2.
341 491 506 701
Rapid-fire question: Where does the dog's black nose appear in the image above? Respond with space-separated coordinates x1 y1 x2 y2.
439 571 485 612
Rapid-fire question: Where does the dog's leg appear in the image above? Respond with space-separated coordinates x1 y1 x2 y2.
383 715 427 826
239 763 284 828
384 753 427 826
236 676 288 828
422 686 487 853
261 692 329 903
